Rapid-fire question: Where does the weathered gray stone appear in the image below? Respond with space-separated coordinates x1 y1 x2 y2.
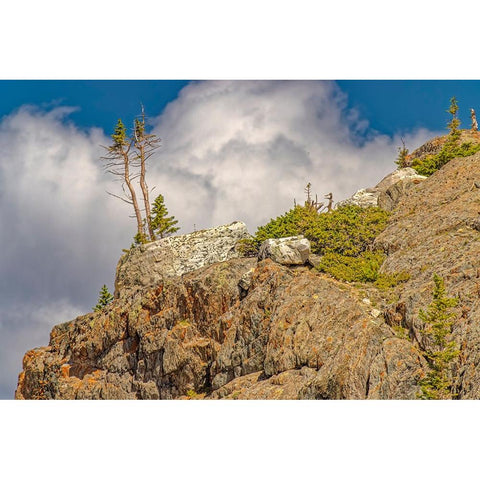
239 268 255 291
337 168 426 210
378 177 424 211
307 254 323 269
375 167 426 191
337 188 379 208
114 221 251 297
258 236 311 265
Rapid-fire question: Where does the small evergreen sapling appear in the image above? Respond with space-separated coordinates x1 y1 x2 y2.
93 285 114 312
418 274 459 399
150 194 180 239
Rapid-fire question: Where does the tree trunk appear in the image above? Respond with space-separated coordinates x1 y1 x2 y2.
122 150 144 239
138 143 155 241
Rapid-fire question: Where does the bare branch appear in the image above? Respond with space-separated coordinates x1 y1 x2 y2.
106 191 134 205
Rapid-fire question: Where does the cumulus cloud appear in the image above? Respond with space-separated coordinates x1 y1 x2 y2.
0 106 134 397
146 81 436 231
0 81 438 398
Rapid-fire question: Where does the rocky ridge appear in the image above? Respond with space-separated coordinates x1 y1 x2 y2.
15 137 480 399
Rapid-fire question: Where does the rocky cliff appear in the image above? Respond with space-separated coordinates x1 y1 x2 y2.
15 140 480 399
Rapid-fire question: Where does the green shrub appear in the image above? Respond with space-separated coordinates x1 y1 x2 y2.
412 141 480 176
316 251 386 283
255 205 389 256
255 205 318 244
254 204 390 284
236 238 260 257
375 271 411 290
303 205 389 256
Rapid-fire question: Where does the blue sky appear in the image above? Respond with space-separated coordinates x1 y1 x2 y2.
0 80 189 135
0 79 474 400
1 80 479 139
337 80 480 135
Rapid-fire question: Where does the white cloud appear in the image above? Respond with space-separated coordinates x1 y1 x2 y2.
0 105 135 397
147 81 437 231
0 82 439 398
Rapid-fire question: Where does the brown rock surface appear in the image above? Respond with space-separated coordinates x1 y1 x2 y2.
15 255 424 400
15 137 480 400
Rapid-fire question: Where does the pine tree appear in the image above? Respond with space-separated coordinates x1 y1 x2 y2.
133 105 161 241
101 107 162 244
93 285 114 312
418 274 459 399
101 118 144 240
447 96 460 139
150 194 180 239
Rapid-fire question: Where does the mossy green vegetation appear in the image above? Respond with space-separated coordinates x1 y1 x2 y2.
255 204 389 256
317 251 385 283
374 270 411 290
253 203 394 284
418 274 460 400
236 237 260 257
412 139 480 176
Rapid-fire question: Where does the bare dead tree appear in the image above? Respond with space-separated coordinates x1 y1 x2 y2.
133 105 161 241
471 108 478 132
324 192 333 212
303 183 325 212
304 182 312 205
101 119 144 240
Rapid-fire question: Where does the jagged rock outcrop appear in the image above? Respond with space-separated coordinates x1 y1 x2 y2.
115 221 250 298
338 167 426 211
16 137 480 400
15 257 424 400
258 236 310 265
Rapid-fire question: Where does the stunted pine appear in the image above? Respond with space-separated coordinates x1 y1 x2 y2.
101 107 163 244
418 274 459 399
93 285 114 312
150 194 179 239
101 118 144 240
133 105 161 241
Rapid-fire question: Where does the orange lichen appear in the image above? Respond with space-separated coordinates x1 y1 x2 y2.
60 364 71 378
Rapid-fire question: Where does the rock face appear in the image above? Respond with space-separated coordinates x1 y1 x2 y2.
338 167 426 211
115 221 250 298
15 138 480 400
258 236 310 265
15 257 423 400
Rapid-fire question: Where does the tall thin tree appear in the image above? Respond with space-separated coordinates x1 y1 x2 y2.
101 119 144 240
133 105 161 241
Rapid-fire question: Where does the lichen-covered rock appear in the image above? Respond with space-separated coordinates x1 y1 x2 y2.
307 254 323 268
337 188 379 208
338 167 426 211
114 221 251 298
15 257 424 400
258 236 310 265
